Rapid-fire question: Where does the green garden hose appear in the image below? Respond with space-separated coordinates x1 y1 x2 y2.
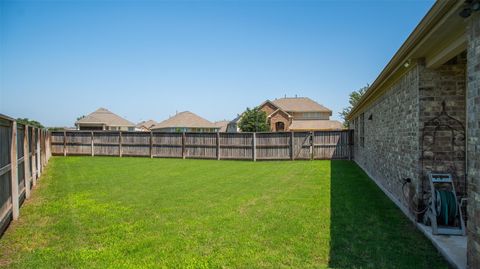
437 190 457 225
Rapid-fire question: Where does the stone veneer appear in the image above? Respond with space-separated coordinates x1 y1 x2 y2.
467 13 480 269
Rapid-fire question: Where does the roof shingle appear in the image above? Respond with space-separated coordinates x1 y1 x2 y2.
75 108 135 127
271 97 331 113
151 111 217 129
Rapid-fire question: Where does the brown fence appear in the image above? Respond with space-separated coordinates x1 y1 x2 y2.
50 130 353 161
0 114 51 236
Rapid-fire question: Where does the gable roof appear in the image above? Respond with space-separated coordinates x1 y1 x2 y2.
75 108 135 127
271 97 331 113
267 108 292 118
151 111 217 129
136 120 157 129
214 120 230 132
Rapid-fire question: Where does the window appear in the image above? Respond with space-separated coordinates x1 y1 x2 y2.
275 122 285 132
360 113 365 147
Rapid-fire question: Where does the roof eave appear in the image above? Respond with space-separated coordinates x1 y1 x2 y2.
346 0 461 121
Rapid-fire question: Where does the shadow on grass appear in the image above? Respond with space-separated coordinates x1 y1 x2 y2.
328 160 449 269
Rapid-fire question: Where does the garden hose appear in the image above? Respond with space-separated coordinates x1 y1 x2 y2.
436 190 457 225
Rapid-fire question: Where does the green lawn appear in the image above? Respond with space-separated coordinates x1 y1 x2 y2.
0 157 448 268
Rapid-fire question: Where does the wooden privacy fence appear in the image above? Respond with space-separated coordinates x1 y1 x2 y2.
0 114 51 236
50 130 353 161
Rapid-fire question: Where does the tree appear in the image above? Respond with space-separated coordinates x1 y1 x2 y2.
339 85 369 127
76 115 86 121
16 118 44 129
238 107 270 132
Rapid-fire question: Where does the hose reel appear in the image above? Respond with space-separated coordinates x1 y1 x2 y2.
423 173 465 236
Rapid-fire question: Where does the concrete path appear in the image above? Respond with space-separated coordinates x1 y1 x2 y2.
417 224 467 269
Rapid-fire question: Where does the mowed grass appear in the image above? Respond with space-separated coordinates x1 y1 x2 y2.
0 157 448 268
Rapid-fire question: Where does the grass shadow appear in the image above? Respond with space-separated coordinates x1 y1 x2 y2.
328 160 449 269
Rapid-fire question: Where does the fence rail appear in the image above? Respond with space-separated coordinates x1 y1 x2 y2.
0 114 51 237
51 130 353 161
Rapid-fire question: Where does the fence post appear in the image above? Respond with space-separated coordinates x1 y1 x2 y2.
45 131 51 161
310 131 314 160
10 121 19 220
31 128 37 187
216 132 220 160
119 131 123 157
63 130 67 156
150 131 153 158
91 131 94 156
290 131 294 160
348 130 353 161
36 129 41 177
23 126 31 199
182 132 186 159
39 130 43 169
252 132 256 162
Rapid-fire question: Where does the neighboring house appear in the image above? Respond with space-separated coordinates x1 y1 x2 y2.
151 111 219 133
214 120 229 132
226 115 242 133
135 120 157 132
347 2 479 268
258 97 343 132
75 108 135 131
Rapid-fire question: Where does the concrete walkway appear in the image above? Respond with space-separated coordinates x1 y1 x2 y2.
417 224 467 269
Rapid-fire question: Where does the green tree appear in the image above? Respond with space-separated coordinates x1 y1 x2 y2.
76 115 86 121
16 118 44 128
339 85 369 127
238 107 270 132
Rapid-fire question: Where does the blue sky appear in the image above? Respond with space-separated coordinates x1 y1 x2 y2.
0 0 434 127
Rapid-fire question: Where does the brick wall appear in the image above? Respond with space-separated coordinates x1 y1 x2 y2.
418 58 467 197
351 66 421 210
351 59 468 220
269 110 291 132
467 13 480 269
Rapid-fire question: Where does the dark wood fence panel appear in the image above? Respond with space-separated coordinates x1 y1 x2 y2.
256 132 290 160
293 132 312 160
185 133 217 159
0 114 51 237
313 131 351 160
0 117 12 235
51 130 353 161
122 132 150 157
152 133 182 158
94 132 120 156
66 132 91 155
219 133 253 160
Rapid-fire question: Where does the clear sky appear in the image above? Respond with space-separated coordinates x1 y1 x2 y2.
1 0 434 127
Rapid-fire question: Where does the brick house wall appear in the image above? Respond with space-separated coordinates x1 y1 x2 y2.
351 66 421 210
259 102 277 116
467 13 480 269
269 110 291 132
351 59 468 218
418 59 467 197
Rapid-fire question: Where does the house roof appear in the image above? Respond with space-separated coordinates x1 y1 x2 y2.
75 108 135 127
289 120 344 131
151 111 217 129
271 97 331 113
347 0 465 120
136 120 157 129
214 120 230 132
